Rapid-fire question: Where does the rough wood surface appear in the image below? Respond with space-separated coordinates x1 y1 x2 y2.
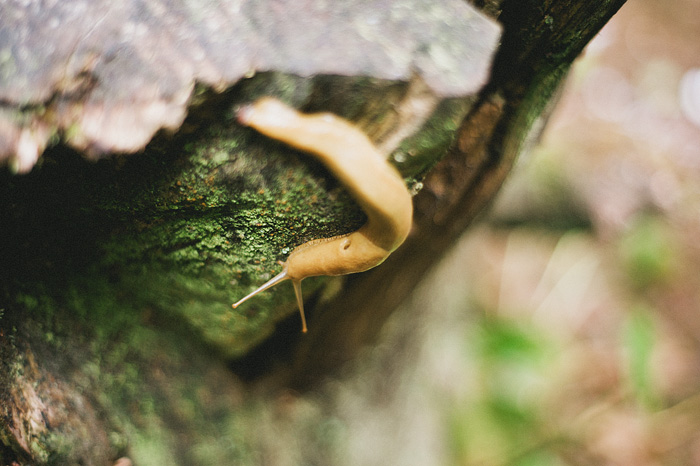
0 0 498 172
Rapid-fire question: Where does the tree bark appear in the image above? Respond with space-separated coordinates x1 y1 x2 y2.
291 0 628 384
0 0 625 464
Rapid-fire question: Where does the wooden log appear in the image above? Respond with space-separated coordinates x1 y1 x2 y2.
0 0 624 463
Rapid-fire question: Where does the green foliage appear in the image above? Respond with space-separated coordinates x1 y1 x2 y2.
442 214 674 465
446 314 558 466
618 214 676 291
622 304 659 410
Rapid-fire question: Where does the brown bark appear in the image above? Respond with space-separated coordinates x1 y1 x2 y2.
290 0 627 384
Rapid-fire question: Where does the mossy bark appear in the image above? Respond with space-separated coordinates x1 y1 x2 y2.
0 0 626 463
0 72 475 464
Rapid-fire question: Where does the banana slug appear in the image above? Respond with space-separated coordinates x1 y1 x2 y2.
232 98 413 332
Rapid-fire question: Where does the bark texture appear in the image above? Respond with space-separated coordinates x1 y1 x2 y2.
0 0 496 171
292 0 628 383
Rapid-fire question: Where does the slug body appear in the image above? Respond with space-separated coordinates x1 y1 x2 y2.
232 98 413 332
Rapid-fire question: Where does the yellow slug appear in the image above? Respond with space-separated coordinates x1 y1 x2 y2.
232 98 413 332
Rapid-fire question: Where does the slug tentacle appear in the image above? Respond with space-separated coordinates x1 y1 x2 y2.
233 97 413 332
291 280 307 333
232 269 289 309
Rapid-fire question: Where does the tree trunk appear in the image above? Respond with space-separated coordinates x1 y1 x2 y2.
0 0 625 464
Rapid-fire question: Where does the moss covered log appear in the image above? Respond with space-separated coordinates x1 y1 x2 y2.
0 0 626 463
0 72 474 463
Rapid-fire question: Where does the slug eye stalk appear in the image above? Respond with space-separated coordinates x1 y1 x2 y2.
232 98 413 333
232 269 307 333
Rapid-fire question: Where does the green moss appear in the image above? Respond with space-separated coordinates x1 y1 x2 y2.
1 71 469 462
0 74 465 361
4 284 257 465
393 97 473 182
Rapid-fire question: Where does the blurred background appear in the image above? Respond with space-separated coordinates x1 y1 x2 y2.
255 1 700 464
